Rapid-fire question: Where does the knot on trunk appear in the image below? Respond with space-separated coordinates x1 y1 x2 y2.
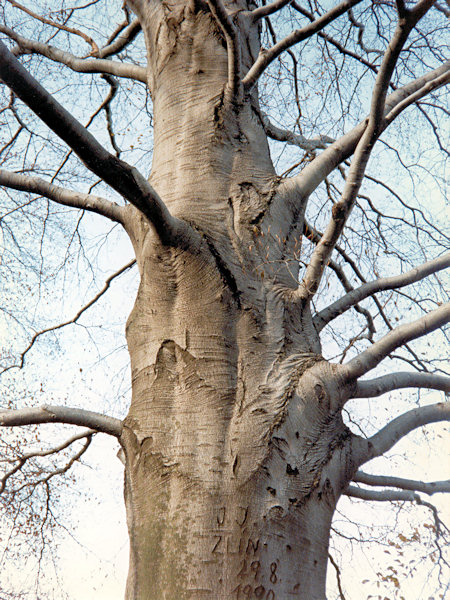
267 352 325 436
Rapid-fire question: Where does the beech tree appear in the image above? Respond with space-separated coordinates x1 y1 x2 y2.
0 0 449 598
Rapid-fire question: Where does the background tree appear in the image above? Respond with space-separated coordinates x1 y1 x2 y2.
0 0 449 599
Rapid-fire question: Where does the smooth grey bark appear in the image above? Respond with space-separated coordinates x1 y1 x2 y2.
116 3 360 598
99 2 448 598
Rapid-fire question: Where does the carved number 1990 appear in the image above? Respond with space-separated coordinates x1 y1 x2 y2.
232 584 275 599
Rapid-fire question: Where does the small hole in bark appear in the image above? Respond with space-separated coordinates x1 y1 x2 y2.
268 505 285 519
232 455 240 475
315 383 326 401
286 463 299 476
286 544 292 551
295 431 299 438
267 486 276 496
288 497 297 504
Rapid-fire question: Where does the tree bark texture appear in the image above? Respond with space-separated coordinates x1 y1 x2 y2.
120 2 360 597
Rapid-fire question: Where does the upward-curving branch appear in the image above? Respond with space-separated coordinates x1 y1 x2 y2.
243 0 363 93
207 0 242 102
354 402 450 467
314 252 450 331
343 302 450 380
295 0 438 302
0 405 123 438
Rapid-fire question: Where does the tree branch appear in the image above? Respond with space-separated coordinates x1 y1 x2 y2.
384 68 450 126
354 372 450 398
0 26 147 82
5 0 99 53
304 221 375 337
0 40 187 245
355 402 450 466
1 430 94 494
345 485 423 502
328 553 347 600
353 471 450 495
261 111 334 151
250 0 292 21
296 0 435 302
343 303 450 380
207 0 242 102
243 0 363 93
0 406 123 438
314 252 450 331
286 60 450 201
95 18 142 59
0 168 125 223
1 259 136 373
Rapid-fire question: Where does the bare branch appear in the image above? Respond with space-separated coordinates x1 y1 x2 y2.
250 0 292 21
384 68 450 125
243 0 363 93
288 61 450 201
207 0 242 102
0 406 123 437
0 26 146 82
292 1 380 74
353 471 450 495
2 260 136 372
304 221 375 336
344 485 448 559
297 1 435 302
328 553 347 600
0 40 187 245
347 8 384 56
5 0 99 53
343 303 450 380
0 169 125 223
1 430 94 493
354 372 450 398
261 112 334 151
345 485 422 502
314 252 450 331
356 402 450 465
95 18 142 59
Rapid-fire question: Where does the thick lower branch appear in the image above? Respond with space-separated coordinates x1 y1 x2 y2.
353 471 450 495
0 406 123 437
355 402 450 466
354 372 450 397
345 485 421 502
0 168 124 222
314 252 450 331
343 302 450 380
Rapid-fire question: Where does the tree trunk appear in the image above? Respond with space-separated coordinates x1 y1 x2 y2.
120 2 359 597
